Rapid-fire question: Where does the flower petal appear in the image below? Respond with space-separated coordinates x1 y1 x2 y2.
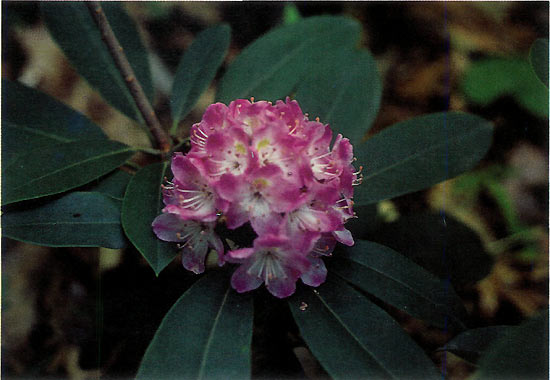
266 275 298 298
301 257 327 287
181 241 208 274
231 263 263 293
333 228 354 246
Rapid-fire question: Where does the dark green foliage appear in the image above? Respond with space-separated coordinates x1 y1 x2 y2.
121 162 178 275
2 139 134 205
473 310 548 380
137 271 254 380
2 80 106 164
86 169 133 201
217 16 360 103
438 326 515 364
295 47 382 144
41 2 153 122
354 112 493 205
289 276 441 379
2 191 126 249
367 213 493 288
171 24 231 130
329 240 467 330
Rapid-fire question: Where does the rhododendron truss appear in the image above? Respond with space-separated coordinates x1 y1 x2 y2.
152 98 362 298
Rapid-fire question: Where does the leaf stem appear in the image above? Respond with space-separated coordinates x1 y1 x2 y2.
85 1 171 153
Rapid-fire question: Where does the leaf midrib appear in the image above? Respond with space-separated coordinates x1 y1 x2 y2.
333 257 464 326
228 38 310 100
4 123 74 143
361 124 489 181
173 33 226 120
224 20 343 100
196 287 231 380
8 146 133 193
313 290 393 378
323 60 360 123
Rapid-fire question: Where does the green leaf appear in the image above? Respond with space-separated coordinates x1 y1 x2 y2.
121 162 178 275
41 2 153 122
529 39 549 88
86 169 133 201
473 310 548 380
170 24 231 131
2 191 126 249
367 213 493 288
289 276 440 379
217 16 360 103
137 271 254 379
2 79 106 163
354 112 493 205
329 240 467 330
462 58 548 118
2 139 134 206
295 47 381 144
438 326 515 364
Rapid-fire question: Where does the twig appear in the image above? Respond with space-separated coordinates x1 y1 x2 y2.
86 1 171 153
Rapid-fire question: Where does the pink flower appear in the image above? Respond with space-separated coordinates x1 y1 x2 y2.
152 97 361 297
152 213 223 274
227 234 310 298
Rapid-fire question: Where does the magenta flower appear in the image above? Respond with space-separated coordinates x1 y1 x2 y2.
152 97 361 297
152 213 223 274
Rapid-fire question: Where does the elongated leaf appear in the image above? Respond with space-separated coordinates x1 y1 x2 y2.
438 326 515 364
2 139 134 205
217 16 360 103
354 112 493 205
529 38 549 88
329 240 467 330
86 169 133 201
171 24 231 129
41 2 153 122
121 162 177 275
473 310 548 380
368 213 492 289
2 191 125 249
2 80 106 162
137 271 254 379
290 276 440 379
295 48 381 144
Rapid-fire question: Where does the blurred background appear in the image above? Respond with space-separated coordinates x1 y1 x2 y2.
2 2 548 379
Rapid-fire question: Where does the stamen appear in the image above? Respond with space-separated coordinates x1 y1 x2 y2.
197 127 209 138
175 188 202 194
288 125 297 135
312 151 332 161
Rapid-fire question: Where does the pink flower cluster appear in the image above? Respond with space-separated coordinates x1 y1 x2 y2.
152 98 360 298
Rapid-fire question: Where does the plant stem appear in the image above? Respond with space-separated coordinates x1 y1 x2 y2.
85 1 171 153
